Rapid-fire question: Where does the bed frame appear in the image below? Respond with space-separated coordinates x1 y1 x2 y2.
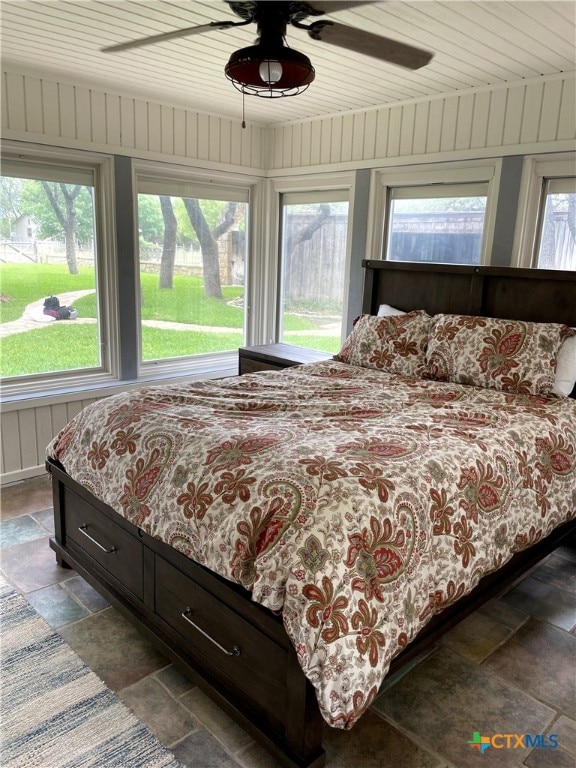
48 262 576 768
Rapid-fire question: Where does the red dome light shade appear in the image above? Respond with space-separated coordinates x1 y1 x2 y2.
225 44 315 98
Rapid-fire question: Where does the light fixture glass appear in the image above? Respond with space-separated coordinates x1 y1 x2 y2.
259 59 283 84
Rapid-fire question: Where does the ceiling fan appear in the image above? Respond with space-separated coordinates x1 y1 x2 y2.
101 1 433 98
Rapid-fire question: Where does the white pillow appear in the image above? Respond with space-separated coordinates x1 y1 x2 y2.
553 335 576 397
377 304 406 317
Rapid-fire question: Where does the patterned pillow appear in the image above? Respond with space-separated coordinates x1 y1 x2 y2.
426 314 574 395
335 311 432 377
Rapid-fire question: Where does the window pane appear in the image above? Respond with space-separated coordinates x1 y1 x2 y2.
279 199 349 354
137 194 247 362
536 191 576 270
0 174 100 379
386 194 487 265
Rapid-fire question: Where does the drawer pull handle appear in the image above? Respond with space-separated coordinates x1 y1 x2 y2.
181 608 241 657
78 524 117 554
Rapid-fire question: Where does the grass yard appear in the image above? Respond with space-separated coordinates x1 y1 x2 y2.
141 326 244 359
0 262 341 378
281 333 341 353
1 324 101 377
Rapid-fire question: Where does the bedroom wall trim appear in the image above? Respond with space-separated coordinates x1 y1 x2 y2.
2 463 47 485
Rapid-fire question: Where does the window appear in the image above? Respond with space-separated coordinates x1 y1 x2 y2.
278 191 349 354
0 152 113 389
385 183 488 265
513 153 576 269
136 174 249 367
534 178 576 270
370 161 500 267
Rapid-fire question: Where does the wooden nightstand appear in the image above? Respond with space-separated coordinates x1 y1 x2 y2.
238 343 332 374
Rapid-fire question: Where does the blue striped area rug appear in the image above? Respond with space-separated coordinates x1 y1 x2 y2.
0 578 182 768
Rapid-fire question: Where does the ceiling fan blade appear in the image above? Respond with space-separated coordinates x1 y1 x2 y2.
101 20 236 53
307 20 433 69
307 1 377 13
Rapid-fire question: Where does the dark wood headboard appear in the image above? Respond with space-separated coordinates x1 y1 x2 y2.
362 261 576 328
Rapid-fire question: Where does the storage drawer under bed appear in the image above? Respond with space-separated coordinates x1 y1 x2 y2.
64 492 144 600
154 555 289 727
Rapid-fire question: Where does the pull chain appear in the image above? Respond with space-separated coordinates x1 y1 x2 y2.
242 91 246 130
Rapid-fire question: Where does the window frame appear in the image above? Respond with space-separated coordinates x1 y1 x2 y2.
132 160 258 378
368 160 502 266
270 173 355 348
512 152 576 268
0 141 119 400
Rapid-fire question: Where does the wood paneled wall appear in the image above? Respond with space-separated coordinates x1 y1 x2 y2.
1 71 267 172
1 396 98 483
269 73 575 172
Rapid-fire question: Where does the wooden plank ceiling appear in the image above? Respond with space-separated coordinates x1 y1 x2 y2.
1 1 574 126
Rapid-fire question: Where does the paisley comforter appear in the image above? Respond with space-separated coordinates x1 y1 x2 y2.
47 361 576 728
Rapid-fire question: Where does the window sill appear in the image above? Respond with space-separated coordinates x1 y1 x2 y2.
1 352 238 410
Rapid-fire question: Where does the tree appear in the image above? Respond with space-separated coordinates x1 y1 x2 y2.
21 181 95 274
137 194 164 243
0 176 25 239
158 196 177 289
393 197 487 214
285 203 332 256
41 183 84 274
182 199 237 299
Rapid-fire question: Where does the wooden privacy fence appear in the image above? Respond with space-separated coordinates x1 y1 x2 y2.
539 212 576 270
3 212 573 287
283 213 348 308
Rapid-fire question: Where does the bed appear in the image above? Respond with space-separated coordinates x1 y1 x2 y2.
47 261 576 768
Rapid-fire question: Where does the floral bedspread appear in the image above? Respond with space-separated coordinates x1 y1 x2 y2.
47 361 576 728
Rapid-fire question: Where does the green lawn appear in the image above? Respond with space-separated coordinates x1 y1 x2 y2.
141 326 244 359
1 324 101 376
282 333 340 354
0 262 341 378
0 324 251 377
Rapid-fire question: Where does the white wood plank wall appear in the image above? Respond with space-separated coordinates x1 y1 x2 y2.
1 397 100 484
269 73 576 172
1 71 267 172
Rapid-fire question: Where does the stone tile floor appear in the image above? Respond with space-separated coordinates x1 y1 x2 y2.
1 474 575 768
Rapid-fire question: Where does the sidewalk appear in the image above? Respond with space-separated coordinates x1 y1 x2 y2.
0 292 341 338
0 291 96 338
